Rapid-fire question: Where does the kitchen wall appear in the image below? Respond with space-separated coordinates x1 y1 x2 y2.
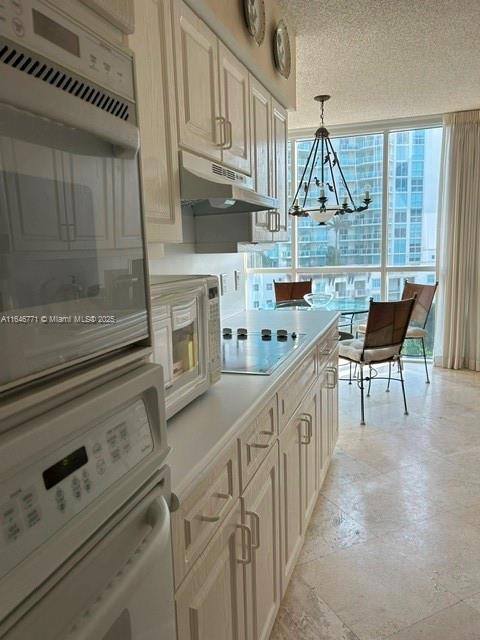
186 0 296 108
148 206 246 318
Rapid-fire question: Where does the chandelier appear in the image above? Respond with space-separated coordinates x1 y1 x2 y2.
289 95 372 224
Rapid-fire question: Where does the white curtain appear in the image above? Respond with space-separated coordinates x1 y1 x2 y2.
435 109 480 370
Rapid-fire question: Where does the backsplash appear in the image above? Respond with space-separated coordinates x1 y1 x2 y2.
149 244 245 319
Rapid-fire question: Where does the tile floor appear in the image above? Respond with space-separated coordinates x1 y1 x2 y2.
270 362 480 640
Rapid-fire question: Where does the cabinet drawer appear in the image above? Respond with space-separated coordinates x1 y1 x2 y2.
172 441 239 588
238 396 277 491
278 349 317 432
317 325 339 370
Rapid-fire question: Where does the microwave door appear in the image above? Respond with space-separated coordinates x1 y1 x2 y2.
0 102 149 391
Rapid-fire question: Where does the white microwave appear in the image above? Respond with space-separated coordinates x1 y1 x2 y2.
150 275 221 419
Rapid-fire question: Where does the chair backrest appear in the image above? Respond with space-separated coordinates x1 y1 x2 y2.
363 297 417 354
274 279 312 303
402 281 438 328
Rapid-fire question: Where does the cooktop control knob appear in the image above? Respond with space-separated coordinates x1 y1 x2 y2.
292 332 298 339
277 329 288 340
237 328 248 339
223 327 232 338
261 328 272 339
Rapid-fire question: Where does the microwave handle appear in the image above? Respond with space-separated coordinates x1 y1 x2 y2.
0 65 139 158
64 496 171 639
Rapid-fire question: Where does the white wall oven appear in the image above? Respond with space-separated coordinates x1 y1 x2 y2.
0 364 176 640
150 275 221 419
0 0 149 394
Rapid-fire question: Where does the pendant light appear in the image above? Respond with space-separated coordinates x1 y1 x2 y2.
289 95 372 224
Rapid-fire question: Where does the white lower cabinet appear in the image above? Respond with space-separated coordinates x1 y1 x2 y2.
242 444 281 640
174 341 339 639
278 384 320 594
175 501 246 640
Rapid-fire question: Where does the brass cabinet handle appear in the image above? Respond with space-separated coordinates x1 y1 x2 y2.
326 367 337 389
299 412 313 445
246 510 261 550
249 442 269 449
274 211 281 232
224 119 233 150
267 210 276 232
215 116 227 147
236 523 253 564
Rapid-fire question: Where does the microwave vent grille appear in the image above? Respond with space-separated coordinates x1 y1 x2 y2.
211 163 236 181
0 41 131 121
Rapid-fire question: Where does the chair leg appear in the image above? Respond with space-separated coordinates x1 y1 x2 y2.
398 358 408 415
367 365 372 397
359 365 366 425
386 361 392 392
349 362 352 384
421 337 430 384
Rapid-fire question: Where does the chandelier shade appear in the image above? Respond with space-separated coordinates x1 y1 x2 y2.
289 95 372 224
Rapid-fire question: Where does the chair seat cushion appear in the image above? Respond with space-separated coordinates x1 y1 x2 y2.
406 326 427 338
339 338 400 364
356 324 427 339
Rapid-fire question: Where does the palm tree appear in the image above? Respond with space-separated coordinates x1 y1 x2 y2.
326 215 352 264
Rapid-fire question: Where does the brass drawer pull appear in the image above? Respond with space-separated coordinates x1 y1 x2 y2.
197 514 221 523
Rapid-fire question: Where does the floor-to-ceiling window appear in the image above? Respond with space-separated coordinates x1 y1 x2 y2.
246 122 442 356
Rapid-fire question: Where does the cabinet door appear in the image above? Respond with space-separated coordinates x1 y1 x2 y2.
302 388 320 526
129 0 182 243
242 445 281 640
249 76 272 242
173 0 221 161
271 99 289 241
278 412 303 593
219 43 251 175
175 502 246 640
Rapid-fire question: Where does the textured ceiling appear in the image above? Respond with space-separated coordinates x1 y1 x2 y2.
278 0 480 129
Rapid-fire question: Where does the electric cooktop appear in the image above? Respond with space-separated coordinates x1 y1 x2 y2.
221 328 307 375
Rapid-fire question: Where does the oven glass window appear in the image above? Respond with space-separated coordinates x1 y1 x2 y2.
0 104 149 390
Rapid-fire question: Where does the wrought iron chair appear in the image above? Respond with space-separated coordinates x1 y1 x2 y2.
339 297 416 425
356 281 438 382
274 279 312 307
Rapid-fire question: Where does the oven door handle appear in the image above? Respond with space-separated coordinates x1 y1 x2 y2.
64 495 171 639
0 65 139 158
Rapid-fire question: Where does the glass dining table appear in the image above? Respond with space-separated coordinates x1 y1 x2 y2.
275 298 370 338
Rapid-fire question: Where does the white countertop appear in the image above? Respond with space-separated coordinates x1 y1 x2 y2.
166 309 339 496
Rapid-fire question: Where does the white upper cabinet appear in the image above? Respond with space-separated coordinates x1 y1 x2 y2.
218 43 251 174
129 0 182 243
250 76 272 242
271 99 289 241
173 0 222 162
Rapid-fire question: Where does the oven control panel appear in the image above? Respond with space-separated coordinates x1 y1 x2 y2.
0 0 134 99
0 398 153 580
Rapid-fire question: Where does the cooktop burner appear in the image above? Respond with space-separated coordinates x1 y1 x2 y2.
221 328 307 375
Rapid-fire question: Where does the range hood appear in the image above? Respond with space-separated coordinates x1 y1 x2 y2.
179 150 278 215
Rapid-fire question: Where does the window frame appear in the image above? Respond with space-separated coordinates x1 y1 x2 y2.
245 115 443 302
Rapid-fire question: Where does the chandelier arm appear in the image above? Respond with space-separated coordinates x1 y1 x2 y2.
291 136 318 208
328 137 358 209
321 135 325 189
303 137 320 209
325 145 340 208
